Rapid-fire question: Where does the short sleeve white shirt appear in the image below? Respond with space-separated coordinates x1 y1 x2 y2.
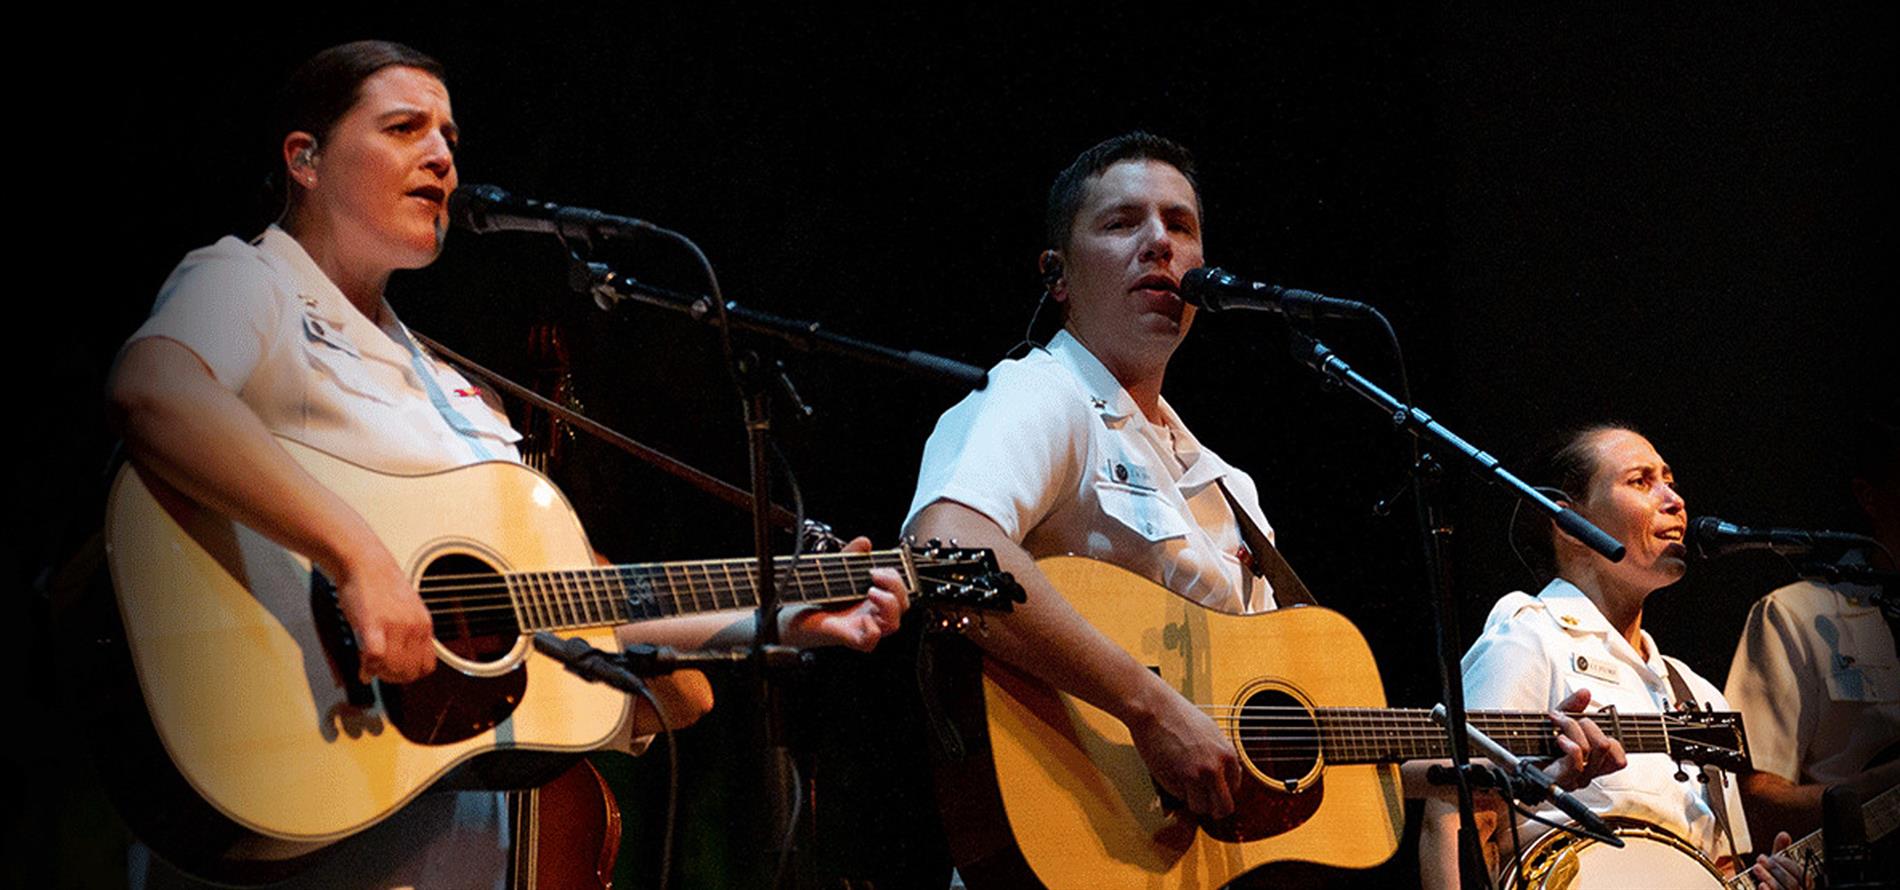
1724 577 1900 785
130 225 522 472
1463 579 1753 861
904 329 1276 613
125 228 529 890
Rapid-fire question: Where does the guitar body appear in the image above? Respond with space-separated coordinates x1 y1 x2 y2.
945 556 1403 889
511 756 623 890
103 439 629 850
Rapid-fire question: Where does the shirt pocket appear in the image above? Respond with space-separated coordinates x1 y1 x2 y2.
1095 481 1191 543
1825 632 1900 703
300 314 393 405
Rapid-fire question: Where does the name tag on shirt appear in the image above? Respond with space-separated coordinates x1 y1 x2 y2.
1102 457 1156 489
1570 653 1623 685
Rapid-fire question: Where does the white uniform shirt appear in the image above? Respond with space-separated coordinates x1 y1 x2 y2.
127 227 525 890
131 225 522 472
905 329 1276 613
1463 579 1753 861
1725 577 1900 785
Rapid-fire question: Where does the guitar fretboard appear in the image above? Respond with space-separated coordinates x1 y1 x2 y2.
1310 708 1690 763
420 549 916 632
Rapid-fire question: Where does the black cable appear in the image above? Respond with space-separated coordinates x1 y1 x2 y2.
1507 486 1578 587
1005 290 1056 359
630 679 678 890
770 761 806 888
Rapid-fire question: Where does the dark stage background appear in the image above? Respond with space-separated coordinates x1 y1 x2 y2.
18 7 1895 888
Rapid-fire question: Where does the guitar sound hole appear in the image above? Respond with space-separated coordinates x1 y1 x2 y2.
1237 687 1319 785
383 552 527 745
420 553 520 664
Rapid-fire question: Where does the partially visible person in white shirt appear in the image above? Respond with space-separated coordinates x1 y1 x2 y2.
1726 404 1900 840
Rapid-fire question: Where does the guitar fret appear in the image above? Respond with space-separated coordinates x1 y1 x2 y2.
649 564 675 618
820 555 841 602
626 566 658 620
663 563 692 615
503 572 528 632
552 571 573 629
539 571 558 629
605 568 629 622
525 572 548 630
693 563 715 611
563 570 583 627
591 570 609 624
578 570 599 625
722 562 744 612
788 557 811 605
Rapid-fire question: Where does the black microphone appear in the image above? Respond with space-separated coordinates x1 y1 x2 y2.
1821 784 1877 889
1430 704 1624 847
1178 267 1373 319
448 184 658 241
1688 516 1875 561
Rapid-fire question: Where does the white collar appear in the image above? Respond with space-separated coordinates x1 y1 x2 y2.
1537 577 1669 676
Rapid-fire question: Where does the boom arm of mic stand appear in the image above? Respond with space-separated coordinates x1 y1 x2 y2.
576 261 989 390
1288 331 1625 563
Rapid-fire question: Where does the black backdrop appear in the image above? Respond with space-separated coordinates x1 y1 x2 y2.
19 7 1895 887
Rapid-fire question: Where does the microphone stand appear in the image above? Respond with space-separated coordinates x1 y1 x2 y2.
572 260 987 390
568 251 983 888
1285 328 1624 890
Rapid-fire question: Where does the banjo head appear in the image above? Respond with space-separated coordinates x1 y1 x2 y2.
1503 817 1724 890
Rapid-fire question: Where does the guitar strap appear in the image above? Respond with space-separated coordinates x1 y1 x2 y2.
1661 655 1742 858
411 330 802 531
1216 479 1316 609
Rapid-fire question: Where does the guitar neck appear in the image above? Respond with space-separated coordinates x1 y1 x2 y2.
1314 708 1687 764
481 549 913 632
1723 784 1900 889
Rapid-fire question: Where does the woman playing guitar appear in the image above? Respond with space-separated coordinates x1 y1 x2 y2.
1418 425 1811 889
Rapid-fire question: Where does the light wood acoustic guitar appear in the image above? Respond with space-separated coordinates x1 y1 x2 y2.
99 437 1017 882
934 556 1750 889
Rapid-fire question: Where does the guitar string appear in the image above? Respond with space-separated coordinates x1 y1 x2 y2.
412 561 916 604
410 552 929 583
414 554 916 588
410 576 913 626
410 562 909 603
398 555 987 634
397 560 935 634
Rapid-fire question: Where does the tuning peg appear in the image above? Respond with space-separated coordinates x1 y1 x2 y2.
1673 763 1690 783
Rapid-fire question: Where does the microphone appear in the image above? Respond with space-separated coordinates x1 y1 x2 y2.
448 184 658 241
1821 784 1876 889
1688 516 1874 561
1430 704 1623 847
1178 267 1373 319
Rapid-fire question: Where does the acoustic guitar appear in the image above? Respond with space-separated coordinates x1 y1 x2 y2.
935 556 1750 889
100 437 1016 882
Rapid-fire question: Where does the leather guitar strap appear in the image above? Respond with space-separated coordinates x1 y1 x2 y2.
1216 479 1316 609
1662 656 1741 858
411 330 801 530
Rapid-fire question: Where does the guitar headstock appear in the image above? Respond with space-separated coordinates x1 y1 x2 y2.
907 539 1026 616
1661 708 1750 774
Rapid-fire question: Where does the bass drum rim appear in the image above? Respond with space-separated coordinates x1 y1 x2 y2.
1501 816 1724 890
